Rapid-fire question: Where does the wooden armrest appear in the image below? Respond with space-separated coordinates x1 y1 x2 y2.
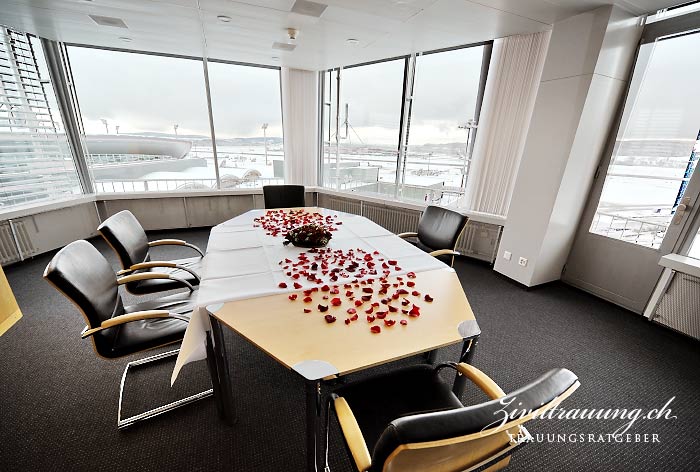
117 261 176 275
117 272 195 291
397 232 418 239
81 310 177 338
117 261 201 282
456 363 506 400
429 249 460 258
148 239 204 257
333 395 371 472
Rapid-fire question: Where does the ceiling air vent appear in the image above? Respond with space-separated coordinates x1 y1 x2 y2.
89 15 128 28
290 0 328 18
272 42 297 51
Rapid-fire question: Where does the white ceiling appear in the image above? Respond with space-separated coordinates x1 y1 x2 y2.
0 0 683 70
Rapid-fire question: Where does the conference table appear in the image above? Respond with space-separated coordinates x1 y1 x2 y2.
171 207 481 472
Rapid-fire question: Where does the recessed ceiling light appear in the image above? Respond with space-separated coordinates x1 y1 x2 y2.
217 15 232 23
346 38 360 46
119 37 132 43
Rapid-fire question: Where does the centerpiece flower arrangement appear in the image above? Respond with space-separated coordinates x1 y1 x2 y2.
284 224 333 248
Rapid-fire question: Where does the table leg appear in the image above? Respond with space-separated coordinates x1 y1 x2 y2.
208 314 235 425
305 379 323 472
425 349 438 364
452 336 479 397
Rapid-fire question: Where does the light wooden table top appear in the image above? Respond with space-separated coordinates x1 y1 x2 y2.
208 267 478 380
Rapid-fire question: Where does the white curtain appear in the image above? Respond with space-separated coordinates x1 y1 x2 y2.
463 30 551 216
281 67 319 186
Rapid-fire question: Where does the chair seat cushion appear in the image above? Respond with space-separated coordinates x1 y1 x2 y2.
334 364 463 454
102 292 195 358
126 257 202 295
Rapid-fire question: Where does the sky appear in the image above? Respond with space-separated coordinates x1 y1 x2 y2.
68 46 283 139
68 44 483 146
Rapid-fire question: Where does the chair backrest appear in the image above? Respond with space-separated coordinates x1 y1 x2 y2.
263 185 306 209
416 205 468 251
43 240 125 357
371 368 579 472
97 210 150 269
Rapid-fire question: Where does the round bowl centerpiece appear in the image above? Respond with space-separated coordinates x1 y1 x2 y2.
284 224 332 248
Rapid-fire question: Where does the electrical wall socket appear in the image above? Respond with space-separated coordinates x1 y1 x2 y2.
518 257 528 267
503 251 512 261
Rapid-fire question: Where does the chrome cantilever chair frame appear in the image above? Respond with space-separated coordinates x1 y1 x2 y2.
115 347 213 429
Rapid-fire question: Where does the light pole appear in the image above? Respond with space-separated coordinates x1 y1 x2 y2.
115 125 120 135
100 119 109 134
173 124 179 136
262 123 269 165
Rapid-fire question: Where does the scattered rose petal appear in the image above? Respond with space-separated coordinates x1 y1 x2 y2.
324 315 336 323
318 304 329 312
288 294 298 301
331 297 342 306
303 296 313 303
424 294 433 302
400 320 408 326
370 326 381 334
278 282 288 288
384 319 396 327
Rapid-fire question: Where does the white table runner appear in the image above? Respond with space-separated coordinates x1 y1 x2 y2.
171 208 445 384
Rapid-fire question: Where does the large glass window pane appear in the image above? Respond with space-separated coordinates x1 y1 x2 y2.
591 32 700 248
207 61 283 188
1 30 81 209
402 47 484 205
68 47 215 193
322 60 404 196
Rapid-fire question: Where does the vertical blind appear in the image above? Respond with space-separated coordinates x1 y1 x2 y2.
0 27 80 209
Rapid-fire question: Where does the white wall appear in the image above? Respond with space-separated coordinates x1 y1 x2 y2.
494 5 642 287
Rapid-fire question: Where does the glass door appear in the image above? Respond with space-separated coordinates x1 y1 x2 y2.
564 11 700 313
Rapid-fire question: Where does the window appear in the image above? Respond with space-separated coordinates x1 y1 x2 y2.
320 45 488 205
207 61 283 188
322 59 405 195
403 47 484 204
0 29 81 209
68 47 215 192
590 31 700 248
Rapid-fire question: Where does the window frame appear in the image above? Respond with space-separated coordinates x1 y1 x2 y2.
62 42 284 194
318 40 492 205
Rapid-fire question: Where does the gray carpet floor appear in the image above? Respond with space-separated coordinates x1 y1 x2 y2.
1 227 699 472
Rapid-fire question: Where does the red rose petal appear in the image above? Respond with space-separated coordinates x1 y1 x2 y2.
370 325 381 334
331 297 342 306
424 294 433 302
347 308 357 315
406 281 415 287
407 272 416 278
388 260 397 265
365 307 374 314
293 282 303 289
376 312 387 319
350 314 358 321
362 287 373 293
304 308 312 313
354 300 363 307
278 282 288 288
324 314 336 323
318 304 329 312
384 319 396 327
388 305 398 312
400 320 408 326
288 294 298 301
303 296 313 303
321 285 330 292
412 291 420 297
344 318 351 325
366 315 376 323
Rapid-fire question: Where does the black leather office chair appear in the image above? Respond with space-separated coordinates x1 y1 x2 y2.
43 240 212 429
97 210 203 295
399 205 468 267
329 363 579 472
263 184 306 209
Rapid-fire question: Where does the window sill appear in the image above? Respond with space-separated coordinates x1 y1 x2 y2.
0 195 96 221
